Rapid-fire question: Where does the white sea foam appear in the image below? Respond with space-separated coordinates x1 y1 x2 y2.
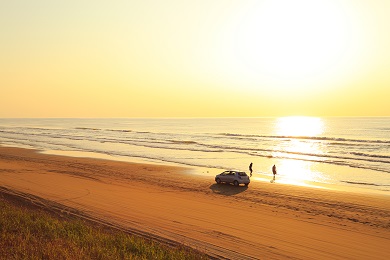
0 117 389 194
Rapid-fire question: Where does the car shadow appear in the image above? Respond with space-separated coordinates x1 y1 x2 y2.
209 183 248 196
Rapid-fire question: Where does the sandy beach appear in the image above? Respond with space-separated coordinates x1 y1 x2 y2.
0 146 389 259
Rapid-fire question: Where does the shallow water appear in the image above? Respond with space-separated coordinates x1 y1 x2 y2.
0 117 389 194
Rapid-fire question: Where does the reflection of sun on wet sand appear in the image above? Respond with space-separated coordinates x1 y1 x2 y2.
1 146 390 259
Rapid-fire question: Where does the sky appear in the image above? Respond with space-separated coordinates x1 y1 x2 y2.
1 0 389 118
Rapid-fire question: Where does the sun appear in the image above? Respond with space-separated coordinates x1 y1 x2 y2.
276 116 324 137
230 0 355 88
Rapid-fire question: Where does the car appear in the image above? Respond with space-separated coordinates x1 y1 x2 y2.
215 170 250 186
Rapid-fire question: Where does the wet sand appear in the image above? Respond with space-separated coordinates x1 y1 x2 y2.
0 146 389 259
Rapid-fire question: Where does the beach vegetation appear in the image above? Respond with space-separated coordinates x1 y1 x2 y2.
0 196 207 259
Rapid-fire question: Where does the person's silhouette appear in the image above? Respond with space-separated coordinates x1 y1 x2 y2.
271 164 277 183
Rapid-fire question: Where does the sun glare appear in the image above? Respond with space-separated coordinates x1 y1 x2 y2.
276 159 327 187
276 116 324 137
229 0 357 90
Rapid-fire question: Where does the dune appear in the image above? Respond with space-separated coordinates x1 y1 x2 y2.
0 146 389 259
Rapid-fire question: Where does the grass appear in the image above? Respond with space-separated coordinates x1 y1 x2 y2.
0 195 208 260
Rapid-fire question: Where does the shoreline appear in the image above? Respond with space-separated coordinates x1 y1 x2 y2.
1 146 389 259
1 117 389 196
2 138 389 196
39 147 390 196
39 148 225 177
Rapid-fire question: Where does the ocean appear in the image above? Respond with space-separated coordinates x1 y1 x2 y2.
0 117 389 194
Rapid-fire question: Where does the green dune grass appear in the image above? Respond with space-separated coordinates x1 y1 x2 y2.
0 196 208 259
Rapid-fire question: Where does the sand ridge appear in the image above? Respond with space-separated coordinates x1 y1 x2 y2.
1 147 389 259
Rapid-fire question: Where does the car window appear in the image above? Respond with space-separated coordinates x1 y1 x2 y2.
238 172 247 176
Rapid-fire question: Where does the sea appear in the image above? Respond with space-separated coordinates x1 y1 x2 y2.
0 117 389 195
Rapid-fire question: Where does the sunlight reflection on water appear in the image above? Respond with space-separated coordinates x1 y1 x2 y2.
273 116 327 185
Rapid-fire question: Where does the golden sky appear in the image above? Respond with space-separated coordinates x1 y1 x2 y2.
1 0 389 117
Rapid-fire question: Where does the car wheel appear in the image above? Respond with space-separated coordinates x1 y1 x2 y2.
233 180 239 187
216 178 221 184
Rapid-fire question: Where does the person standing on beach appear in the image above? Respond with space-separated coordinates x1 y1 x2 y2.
272 164 277 182
249 162 253 177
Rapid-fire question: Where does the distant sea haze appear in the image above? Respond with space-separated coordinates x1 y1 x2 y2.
0 117 389 194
